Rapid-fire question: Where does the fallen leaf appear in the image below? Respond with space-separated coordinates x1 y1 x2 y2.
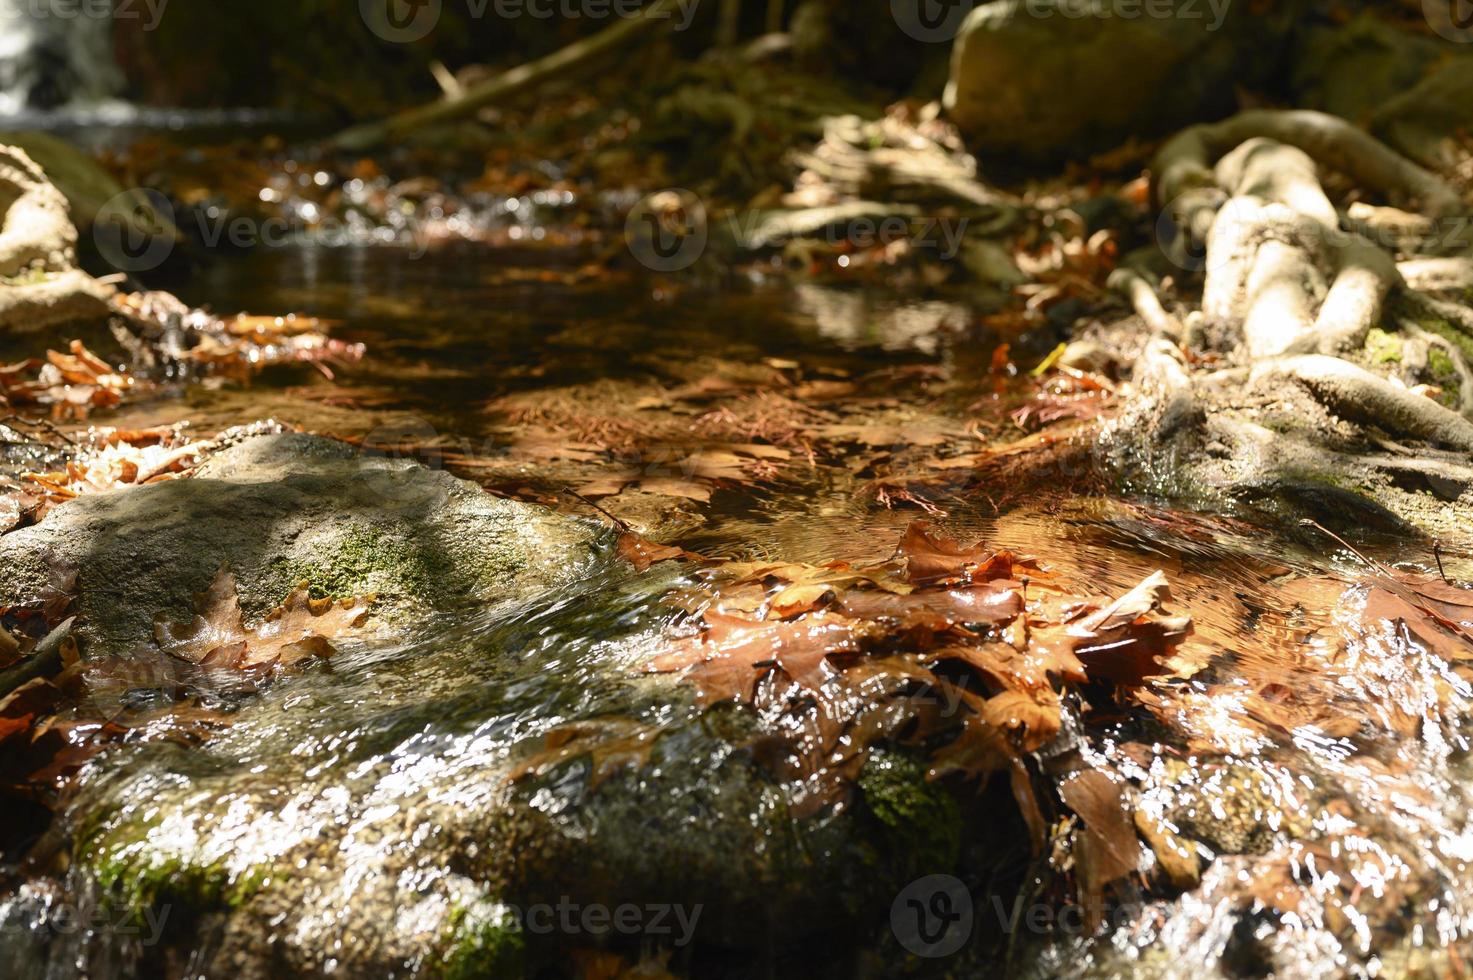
153 566 372 672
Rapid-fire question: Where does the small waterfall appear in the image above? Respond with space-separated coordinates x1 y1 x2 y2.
0 0 124 114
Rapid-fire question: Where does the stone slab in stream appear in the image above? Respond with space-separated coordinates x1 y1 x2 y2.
0 432 608 656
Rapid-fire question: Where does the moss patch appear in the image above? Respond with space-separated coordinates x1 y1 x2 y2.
858 750 963 874
442 903 526 979
82 814 269 924
264 523 456 607
1365 327 1403 365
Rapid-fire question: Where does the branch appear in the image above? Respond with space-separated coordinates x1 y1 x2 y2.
331 0 685 151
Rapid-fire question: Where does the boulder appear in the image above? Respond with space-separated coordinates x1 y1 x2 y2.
0 143 113 332
0 436 977 976
0 433 608 655
1289 15 1446 125
943 0 1291 161
1371 56 1473 169
60 570 962 976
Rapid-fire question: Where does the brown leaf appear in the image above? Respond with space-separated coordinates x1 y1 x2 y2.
153 567 371 672
648 612 862 706
896 521 1038 587
0 678 64 743
509 718 662 790
983 688 1062 753
835 582 1023 630
616 533 695 572
1058 768 1140 928
154 565 245 665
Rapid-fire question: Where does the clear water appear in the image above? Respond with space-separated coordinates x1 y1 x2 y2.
6 238 1473 978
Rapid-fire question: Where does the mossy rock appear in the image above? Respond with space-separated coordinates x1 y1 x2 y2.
0 433 607 656
59 572 977 976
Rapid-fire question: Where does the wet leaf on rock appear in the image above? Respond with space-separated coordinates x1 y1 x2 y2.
153 566 373 671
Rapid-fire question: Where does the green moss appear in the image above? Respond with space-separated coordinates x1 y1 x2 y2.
1365 327 1403 365
1416 314 1473 368
1429 345 1456 379
442 903 526 979
858 751 962 873
81 814 269 924
264 523 455 606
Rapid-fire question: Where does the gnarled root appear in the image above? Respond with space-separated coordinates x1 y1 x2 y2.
1113 114 1473 538
1253 355 1473 452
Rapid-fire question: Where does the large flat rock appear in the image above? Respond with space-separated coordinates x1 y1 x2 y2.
0 433 607 655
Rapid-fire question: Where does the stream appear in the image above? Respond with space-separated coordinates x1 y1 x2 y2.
7 228 1473 977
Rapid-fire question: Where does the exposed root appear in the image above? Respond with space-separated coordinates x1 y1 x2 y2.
1107 267 1183 341
1154 109 1463 221
1253 355 1473 452
1106 115 1473 538
1315 237 1400 355
1399 256 1473 292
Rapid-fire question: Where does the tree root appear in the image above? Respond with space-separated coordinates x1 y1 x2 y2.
332 0 686 151
1107 113 1473 538
1154 109 1462 220
0 145 77 279
1107 267 1183 341
1253 355 1473 452
0 269 114 334
1399 256 1473 292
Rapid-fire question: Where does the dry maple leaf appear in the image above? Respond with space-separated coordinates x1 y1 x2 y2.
154 566 372 671
616 533 699 572
1031 571 1191 687
835 581 1023 630
1058 767 1141 928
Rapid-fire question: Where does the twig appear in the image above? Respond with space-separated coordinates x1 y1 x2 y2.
562 488 632 534
1 415 77 446
331 0 684 150
1298 518 1382 572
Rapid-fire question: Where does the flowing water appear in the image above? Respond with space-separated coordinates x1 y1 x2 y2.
8 229 1473 977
